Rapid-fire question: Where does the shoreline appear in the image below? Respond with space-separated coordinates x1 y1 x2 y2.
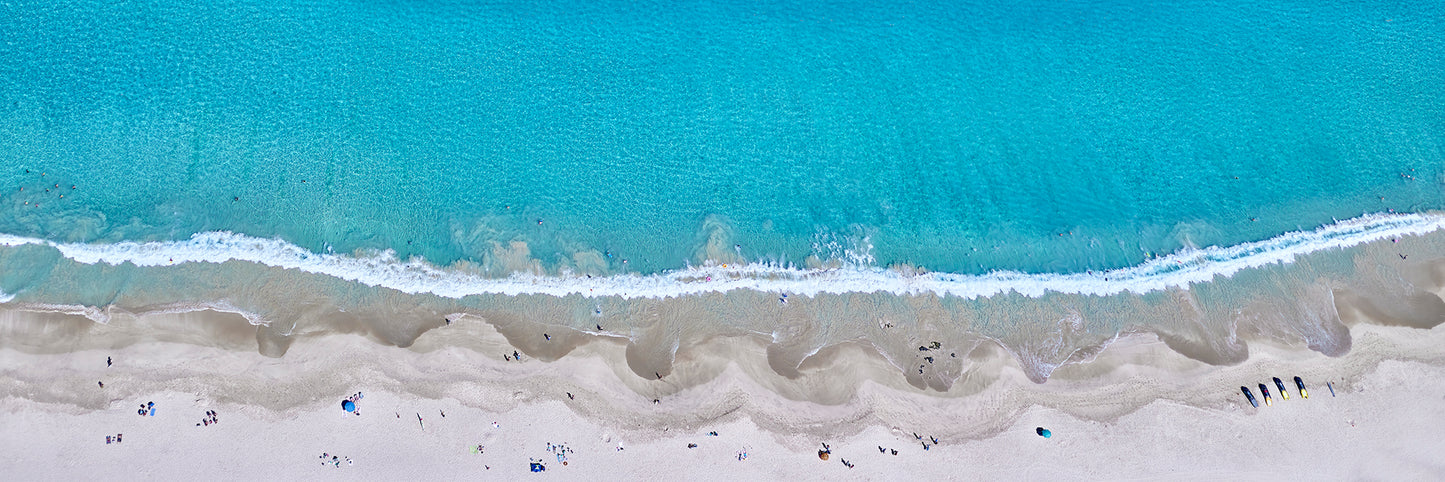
2 211 1441 301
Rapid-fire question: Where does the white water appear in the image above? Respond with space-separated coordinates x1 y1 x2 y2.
1 212 1439 301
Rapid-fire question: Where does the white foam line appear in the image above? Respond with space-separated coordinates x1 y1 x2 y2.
129 301 271 326
1 212 1440 300
5 303 112 324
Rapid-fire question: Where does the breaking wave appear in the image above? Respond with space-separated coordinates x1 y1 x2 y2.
1 212 1441 300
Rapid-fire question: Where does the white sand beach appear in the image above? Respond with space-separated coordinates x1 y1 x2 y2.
2 309 1441 480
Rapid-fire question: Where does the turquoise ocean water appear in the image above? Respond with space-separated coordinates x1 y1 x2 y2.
2 1 1444 375
3 0 1441 275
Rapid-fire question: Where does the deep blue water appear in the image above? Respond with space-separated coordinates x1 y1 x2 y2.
2 0 1443 277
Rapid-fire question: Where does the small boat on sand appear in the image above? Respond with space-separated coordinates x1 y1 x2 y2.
1241 386 1259 408
1294 376 1308 398
1273 377 1289 400
1259 383 1273 406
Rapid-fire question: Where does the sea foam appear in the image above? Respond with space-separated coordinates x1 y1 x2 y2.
1 212 1440 301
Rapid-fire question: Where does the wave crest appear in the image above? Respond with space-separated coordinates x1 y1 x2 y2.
1 212 1441 300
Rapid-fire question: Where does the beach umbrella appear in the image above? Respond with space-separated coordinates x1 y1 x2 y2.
342 400 356 412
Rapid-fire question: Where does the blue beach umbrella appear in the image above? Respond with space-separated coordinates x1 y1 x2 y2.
342 400 356 412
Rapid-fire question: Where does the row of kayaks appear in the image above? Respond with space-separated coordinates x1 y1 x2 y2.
1241 376 1327 408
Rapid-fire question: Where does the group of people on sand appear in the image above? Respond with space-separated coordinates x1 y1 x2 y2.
319 453 352 468
817 443 857 469
196 410 220 427
344 392 364 416
914 432 940 450
812 432 954 469
547 442 573 465
104 433 123 444
99 357 112 389
136 401 155 416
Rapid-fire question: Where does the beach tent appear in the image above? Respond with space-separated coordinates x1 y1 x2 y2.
342 400 356 412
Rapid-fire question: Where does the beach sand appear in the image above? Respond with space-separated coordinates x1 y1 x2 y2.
2 308 1442 479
